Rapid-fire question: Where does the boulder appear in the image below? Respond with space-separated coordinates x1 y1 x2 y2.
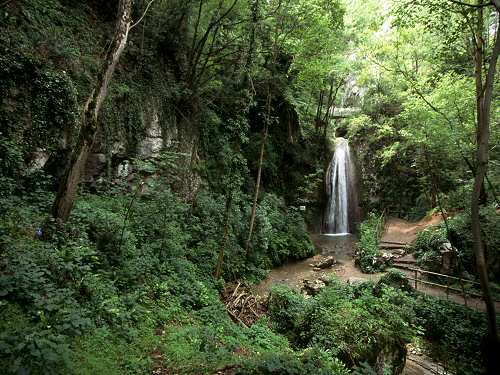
316 256 337 269
439 242 456 275
138 113 163 158
117 160 132 178
28 149 50 172
138 137 163 158
302 278 326 295
393 249 406 257
347 277 366 286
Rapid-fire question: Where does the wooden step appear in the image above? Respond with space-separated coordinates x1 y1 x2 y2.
380 240 408 246
393 259 418 265
379 244 408 250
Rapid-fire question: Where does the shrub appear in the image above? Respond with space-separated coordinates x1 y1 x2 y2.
308 284 415 369
237 350 349 375
412 206 500 282
355 212 385 273
376 268 413 293
412 226 447 272
267 281 418 373
414 294 488 375
268 286 312 345
188 190 315 281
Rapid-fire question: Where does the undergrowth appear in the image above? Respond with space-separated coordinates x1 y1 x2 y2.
355 212 385 273
0 176 315 374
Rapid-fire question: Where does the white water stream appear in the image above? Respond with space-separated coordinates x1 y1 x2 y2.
324 138 356 234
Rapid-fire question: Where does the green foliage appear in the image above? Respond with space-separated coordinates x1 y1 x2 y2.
376 269 413 294
308 283 415 367
268 280 418 372
413 206 500 281
71 326 155 375
0 43 78 177
343 0 500 218
253 194 315 267
412 226 448 272
189 190 315 281
0 303 72 375
2 0 498 374
267 286 312 344
267 279 493 375
237 349 349 375
0 180 318 373
355 213 385 273
413 294 489 375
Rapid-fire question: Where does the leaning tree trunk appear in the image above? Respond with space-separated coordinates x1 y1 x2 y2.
245 121 268 255
245 76 273 256
471 0 500 348
214 193 233 278
52 0 133 222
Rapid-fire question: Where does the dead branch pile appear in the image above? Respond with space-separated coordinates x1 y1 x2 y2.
222 282 266 327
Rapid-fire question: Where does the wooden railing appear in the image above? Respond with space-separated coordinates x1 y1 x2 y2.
393 265 498 307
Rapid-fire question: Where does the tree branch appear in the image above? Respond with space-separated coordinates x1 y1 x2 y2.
130 0 156 30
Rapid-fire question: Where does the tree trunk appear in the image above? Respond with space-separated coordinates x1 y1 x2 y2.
214 193 233 279
245 75 273 255
315 90 324 132
52 0 133 222
244 0 260 77
322 79 343 145
245 121 268 255
471 0 500 353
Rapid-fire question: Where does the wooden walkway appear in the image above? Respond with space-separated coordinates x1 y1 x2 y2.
379 217 500 311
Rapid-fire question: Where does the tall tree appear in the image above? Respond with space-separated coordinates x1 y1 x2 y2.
245 0 345 254
470 0 500 350
52 0 133 221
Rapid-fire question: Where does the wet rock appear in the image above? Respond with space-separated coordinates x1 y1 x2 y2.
138 136 162 158
376 269 412 293
316 256 337 269
381 252 397 261
302 278 326 295
440 241 453 252
138 113 163 158
347 277 366 286
28 149 49 172
111 141 126 158
117 160 132 178
310 256 337 269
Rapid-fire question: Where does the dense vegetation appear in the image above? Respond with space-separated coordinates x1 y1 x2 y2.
1 0 499 374
268 275 491 375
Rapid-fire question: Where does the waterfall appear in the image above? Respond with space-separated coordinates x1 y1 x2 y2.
324 138 357 234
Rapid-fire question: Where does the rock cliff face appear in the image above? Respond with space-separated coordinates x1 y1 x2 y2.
1 1 316 210
138 115 163 159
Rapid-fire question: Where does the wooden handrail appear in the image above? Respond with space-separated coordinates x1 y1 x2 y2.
397 266 481 285
406 277 484 298
393 265 500 303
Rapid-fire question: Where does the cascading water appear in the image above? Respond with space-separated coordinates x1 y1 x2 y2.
323 137 357 235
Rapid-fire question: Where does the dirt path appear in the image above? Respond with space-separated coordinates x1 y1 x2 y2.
381 215 500 312
381 214 443 244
